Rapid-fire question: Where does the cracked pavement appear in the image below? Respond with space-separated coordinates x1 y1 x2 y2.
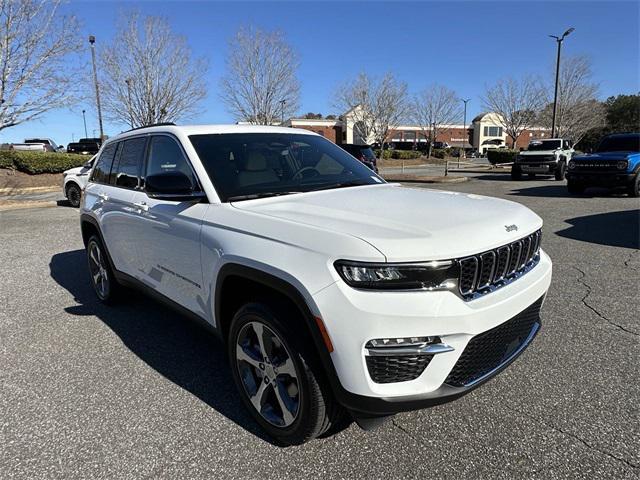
1 175 638 479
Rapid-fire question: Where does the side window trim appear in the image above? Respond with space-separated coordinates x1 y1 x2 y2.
144 133 204 193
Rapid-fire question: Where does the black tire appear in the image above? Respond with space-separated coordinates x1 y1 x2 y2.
554 160 567 181
228 301 345 445
567 179 585 195
511 166 522 180
628 174 640 198
66 182 82 208
86 234 121 304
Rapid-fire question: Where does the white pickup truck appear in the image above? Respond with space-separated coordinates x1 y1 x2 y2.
11 138 64 153
512 138 574 181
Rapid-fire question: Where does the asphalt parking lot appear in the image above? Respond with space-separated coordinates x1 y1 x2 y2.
1 174 639 479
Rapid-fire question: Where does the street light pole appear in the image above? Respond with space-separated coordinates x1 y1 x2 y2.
460 98 471 166
88 35 104 140
125 78 134 128
549 27 574 138
82 109 88 138
279 99 286 125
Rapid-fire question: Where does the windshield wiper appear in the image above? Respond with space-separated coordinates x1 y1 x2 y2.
227 191 302 202
310 180 374 192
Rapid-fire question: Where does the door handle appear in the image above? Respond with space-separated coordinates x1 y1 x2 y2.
133 201 149 212
98 192 109 202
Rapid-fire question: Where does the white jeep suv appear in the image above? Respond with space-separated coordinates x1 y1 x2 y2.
63 155 96 207
79 124 552 445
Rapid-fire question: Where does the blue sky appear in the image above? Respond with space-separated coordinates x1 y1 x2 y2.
4 0 639 146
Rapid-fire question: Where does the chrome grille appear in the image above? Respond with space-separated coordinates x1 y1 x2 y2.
458 230 542 299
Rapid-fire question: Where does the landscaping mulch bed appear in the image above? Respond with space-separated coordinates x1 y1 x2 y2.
0 169 62 190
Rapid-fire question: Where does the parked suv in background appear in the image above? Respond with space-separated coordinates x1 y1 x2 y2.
512 138 574 180
62 155 96 207
339 143 379 172
67 137 102 155
80 124 552 445
567 133 640 197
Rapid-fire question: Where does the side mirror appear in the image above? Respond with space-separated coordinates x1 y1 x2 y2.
145 171 205 201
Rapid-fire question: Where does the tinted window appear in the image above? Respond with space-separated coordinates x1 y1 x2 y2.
596 135 640 153
91 143 118 184
528 140 561 151
189 133 381 202
146 136 197 185
110 137 145 188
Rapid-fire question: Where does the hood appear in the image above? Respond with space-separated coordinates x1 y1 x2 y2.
573 152 637 162
232 184 542 262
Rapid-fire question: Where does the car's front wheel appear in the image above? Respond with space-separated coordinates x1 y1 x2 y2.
555 160 567 181
228 302 344 445
511 165 522 180
628 174 640 197
66 183 82 208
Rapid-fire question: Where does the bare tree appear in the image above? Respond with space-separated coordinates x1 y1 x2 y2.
334 72 407 155
410 84 461 157
100 13 208 127
482 76 544 148
220 27 300 125
0 0 81 131
540 55 605 144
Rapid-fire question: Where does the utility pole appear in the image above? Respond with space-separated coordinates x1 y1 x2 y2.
82 109 88 138
125 78 134 128
549 28 574 138
279 99 286 125
89 35 104 140
460 98 471 166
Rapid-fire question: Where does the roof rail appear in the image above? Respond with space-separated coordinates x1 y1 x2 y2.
123 122 176 133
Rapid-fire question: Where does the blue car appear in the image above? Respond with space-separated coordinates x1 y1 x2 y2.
567 133 640 197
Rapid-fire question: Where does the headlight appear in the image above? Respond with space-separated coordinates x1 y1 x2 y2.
334 260 457 290
617 160 628 170
568 160 575 169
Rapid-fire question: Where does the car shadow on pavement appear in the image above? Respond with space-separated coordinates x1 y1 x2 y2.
49 249 277 445
556 209 640 249
507 184 622 198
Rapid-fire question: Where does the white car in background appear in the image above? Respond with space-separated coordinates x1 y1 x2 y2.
62 155 95 207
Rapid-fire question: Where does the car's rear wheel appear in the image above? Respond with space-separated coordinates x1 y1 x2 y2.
86 235 120 303
66 183 81 208
229 302 344 445
628 174 640 197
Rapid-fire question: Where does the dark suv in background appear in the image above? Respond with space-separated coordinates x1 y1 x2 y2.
67 138 102 155
339 144 379 172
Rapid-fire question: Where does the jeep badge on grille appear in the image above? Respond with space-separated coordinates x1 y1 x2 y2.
505 224 518 232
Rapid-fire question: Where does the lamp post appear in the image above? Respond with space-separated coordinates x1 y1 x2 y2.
82 109 88 138
460 98 471 166
88 35 104 140
549 27 574 138
279 99 286 125
125 78 134 128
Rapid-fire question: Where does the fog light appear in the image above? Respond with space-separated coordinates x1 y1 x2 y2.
568 160 575 169
366 336 438 348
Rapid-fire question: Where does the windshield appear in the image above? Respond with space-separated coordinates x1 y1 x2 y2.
596 135 640 153
189 133 383 201
527 140 561 151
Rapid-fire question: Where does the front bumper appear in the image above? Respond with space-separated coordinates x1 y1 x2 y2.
313 250 552 415
567 171 636 187
517 161 558 174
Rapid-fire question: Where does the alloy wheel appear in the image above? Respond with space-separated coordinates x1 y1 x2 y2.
88 241 110 299
235 321 300 427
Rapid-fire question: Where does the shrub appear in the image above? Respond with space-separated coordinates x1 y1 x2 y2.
431 149 447 159
487 149 519 165
0 150 87 174
374 149 422 160
0 151 14 169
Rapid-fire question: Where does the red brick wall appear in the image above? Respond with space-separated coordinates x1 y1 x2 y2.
388 127 473 145
292 125 342 143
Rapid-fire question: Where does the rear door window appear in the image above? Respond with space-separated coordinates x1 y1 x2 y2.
90 143 118 184
110 137 146 189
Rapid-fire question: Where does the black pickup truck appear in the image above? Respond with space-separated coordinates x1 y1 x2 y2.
66 138 102 155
